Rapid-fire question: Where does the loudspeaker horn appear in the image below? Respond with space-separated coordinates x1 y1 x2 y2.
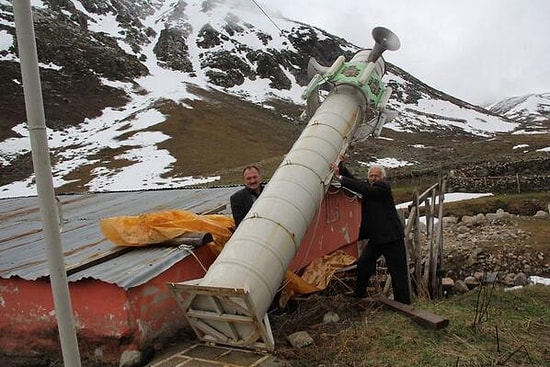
367 26 401 63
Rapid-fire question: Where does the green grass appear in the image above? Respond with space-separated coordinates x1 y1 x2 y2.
277 285 550 366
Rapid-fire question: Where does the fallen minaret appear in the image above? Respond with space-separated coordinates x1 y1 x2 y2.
169 27 401 351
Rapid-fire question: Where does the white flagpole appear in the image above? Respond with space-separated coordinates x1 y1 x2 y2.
12 1 82 365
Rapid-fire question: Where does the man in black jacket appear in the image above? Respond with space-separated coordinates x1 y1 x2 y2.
331 162 411 304
230 165 264 228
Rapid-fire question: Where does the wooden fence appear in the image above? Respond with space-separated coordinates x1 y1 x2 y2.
395 175 447 300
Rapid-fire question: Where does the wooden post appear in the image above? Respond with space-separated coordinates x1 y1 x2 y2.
414 191 424 296
390 209 412 299
423 196 432 287
435 176 446 298
429 189 438 298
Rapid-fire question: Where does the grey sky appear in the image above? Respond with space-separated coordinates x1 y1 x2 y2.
267 0 550 106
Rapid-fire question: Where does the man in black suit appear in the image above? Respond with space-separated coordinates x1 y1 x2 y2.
331 162 411 304
230 165 264 228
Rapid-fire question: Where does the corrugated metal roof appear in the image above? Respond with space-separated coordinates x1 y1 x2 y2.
0 186 241 289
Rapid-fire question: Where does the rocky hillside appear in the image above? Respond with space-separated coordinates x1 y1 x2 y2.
441 210 549 281
0 0 548 197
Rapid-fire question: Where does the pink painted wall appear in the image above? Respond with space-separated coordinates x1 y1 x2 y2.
290 188 361 270
0 244 217 364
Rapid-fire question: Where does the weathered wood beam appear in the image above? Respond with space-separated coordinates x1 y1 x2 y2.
376 296 449 330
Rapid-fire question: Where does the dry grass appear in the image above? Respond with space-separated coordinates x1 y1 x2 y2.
154 91 303 179
270 280 550 367
443 192 550 217
517 216 550 253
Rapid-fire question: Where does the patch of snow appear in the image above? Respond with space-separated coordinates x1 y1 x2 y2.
529 276 550 286
396 192 493 209
357 157 414 168
512 144 529 149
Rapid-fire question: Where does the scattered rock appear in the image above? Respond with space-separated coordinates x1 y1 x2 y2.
503 273 516 286
514 272 528 286
442 277 455 288
442 210 547 286
484 272 498 284
461 215 474 226
473 272 485 282
454 280 469 293
496 208 511 220
464 276 479 289
119 350 142 367
322 311 340 323
287 331 314 349
441 216 458 227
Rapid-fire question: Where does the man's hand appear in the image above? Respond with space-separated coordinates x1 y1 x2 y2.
330 162 340 177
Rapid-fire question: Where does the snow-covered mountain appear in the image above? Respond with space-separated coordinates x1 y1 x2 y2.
0 0 547 198
487 93 550 131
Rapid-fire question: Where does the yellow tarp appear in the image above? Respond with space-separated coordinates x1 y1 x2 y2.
280 250 356 307
99 209 235 249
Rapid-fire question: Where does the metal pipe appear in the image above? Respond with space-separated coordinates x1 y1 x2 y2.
12 1 82 365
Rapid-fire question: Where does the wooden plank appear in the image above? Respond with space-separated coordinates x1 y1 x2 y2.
195 320 230 342
186 309 254 323
413 193 422 290
376 296 449 330
416 182 439 203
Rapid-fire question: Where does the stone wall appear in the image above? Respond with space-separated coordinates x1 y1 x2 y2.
446 157 550 194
